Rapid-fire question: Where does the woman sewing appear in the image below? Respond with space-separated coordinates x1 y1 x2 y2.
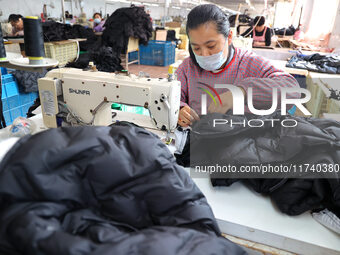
93 13 105 33
241 16 272 47
176 5 299 127
8 14 24 36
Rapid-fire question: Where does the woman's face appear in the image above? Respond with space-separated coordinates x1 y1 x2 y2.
94 14 101 20
11 18 24 31
188 22 232 57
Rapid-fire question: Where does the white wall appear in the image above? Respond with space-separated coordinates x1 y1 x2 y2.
0 0 182 22
273 0 306 29
329 1 340 48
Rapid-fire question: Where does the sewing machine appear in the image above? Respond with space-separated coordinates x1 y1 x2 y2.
38 68 181 131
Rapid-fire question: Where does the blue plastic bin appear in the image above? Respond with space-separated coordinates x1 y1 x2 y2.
3 110 11 125
139 40 175 66
128 51 139 62
1 74 39 125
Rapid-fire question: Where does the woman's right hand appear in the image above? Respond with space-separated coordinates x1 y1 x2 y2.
178 105 200 127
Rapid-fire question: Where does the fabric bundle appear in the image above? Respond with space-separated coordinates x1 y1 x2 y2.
228 14 252 27
65 46 123 72
66 6 152 72
274 25 296 36
91 46 123 72
102 6 153 54
0 123 246 255
42 21 123 72
12 70 48 93
42 21 98 51
286 53 340 74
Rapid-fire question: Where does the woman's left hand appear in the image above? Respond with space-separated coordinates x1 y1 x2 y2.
208 91 233 114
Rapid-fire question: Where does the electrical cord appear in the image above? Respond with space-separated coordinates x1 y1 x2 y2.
63 103 95 126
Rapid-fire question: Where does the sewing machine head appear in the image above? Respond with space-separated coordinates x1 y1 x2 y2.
38 68 181 131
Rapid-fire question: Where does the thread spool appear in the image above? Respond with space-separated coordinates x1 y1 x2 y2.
0 25 6 60
23 16 45 65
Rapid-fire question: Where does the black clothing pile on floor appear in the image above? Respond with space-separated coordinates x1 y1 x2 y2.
0 124 246 255
175 112 340 234
286 53 340 74
42 21 97 51
274 25 296 36
102 6 153 54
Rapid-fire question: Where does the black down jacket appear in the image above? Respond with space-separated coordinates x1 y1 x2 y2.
0 124 246 255
184 112 340 218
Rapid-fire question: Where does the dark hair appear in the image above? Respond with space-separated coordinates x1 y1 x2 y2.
93 12 102 19
8 14 23 23
186 4 230 69
254 16 265 26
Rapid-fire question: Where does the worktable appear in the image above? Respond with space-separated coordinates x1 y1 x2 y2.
0 112 339 255
269 59 309 76
252 47 322 76
4 38 25 44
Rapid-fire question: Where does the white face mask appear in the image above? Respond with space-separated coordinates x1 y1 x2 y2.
193 39 228 71
94 18 101 24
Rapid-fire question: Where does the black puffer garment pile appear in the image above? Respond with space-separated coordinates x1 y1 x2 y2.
274 25 296 36
0 123 247 255
65 6 152 72
102 6 153 54
42 21 123 72
65 47 123 72
42 21 97 51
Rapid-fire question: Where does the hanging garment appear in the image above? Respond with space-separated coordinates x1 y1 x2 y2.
0 123 247 255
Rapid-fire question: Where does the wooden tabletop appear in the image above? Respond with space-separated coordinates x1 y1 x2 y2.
269 59 309 76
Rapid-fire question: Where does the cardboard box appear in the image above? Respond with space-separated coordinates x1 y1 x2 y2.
155 30 167 41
